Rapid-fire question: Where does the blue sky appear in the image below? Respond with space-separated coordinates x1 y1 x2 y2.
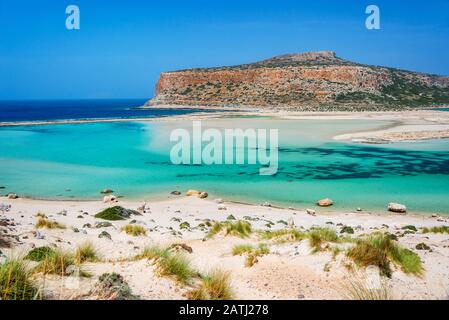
0 0 448 100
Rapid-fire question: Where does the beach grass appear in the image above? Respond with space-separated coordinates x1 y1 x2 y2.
207 221 252 239
35 249 90 277
135 246 196 284
308 227 339 252
121 225 147 237
35 217 65 229
75 242 100 263
231 243 270 267
342 275 392 300
421 226 449 234
0 258 41 300
187 269 233 300
347 233 422 277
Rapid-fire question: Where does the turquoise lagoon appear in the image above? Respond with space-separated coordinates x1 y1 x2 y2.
0 118 449 215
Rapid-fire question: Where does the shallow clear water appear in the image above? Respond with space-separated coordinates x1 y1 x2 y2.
0 118 448 215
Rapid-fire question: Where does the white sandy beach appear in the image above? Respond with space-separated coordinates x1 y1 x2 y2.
1 195 448 300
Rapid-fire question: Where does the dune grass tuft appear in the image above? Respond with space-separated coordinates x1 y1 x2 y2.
136 246 196 284
75 242 100 263
308 227 339 252
0 258 41 300
346 233 422 277
35 218 65 229
25 246 55 262
207 221 252 239
421 226 449 234
35 249 90 277
231 243 269 267
342 275 392 300
121 224 147 237
187 269 233 300
231 244 254 256
258 228 306 243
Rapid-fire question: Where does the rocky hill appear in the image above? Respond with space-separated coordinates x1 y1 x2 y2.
147 51 449 110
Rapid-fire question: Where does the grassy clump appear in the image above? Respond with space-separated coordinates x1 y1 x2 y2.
231 244 253 256
308 227 339 252
75 242 100 263
207 221 252 239
340 226 355 234
35 218 65 229
136 246 196 284
35 249 90 277
421 226 449 234
187 269 233 300
25 246 55 262
258 228 306 243
0 258 40 300
121 225 147 237
93 273 139 300
231 243 269 267
347 233 423 277
95 206 139 221
342 276 392 300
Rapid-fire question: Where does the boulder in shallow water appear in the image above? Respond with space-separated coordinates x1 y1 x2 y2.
186 190 200 196
7 193 18 199
317 198 333 207
388 203 407 214
170 191 181 196
101 189 114 194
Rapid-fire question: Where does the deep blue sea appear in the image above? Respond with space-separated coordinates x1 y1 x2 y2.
0 99 211 122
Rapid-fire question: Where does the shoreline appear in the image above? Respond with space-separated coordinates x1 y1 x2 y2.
4 193 449 218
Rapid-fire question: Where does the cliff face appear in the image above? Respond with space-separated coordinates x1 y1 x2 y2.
148 51 449 110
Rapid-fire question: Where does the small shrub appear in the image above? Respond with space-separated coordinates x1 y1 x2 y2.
0 258 40 300
121 225 147 237
341 226 355 234
35 218 65 229
93 273 139 300
179 222 190 230
415 243 431 251
25 246 55 262
95 206 139 221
